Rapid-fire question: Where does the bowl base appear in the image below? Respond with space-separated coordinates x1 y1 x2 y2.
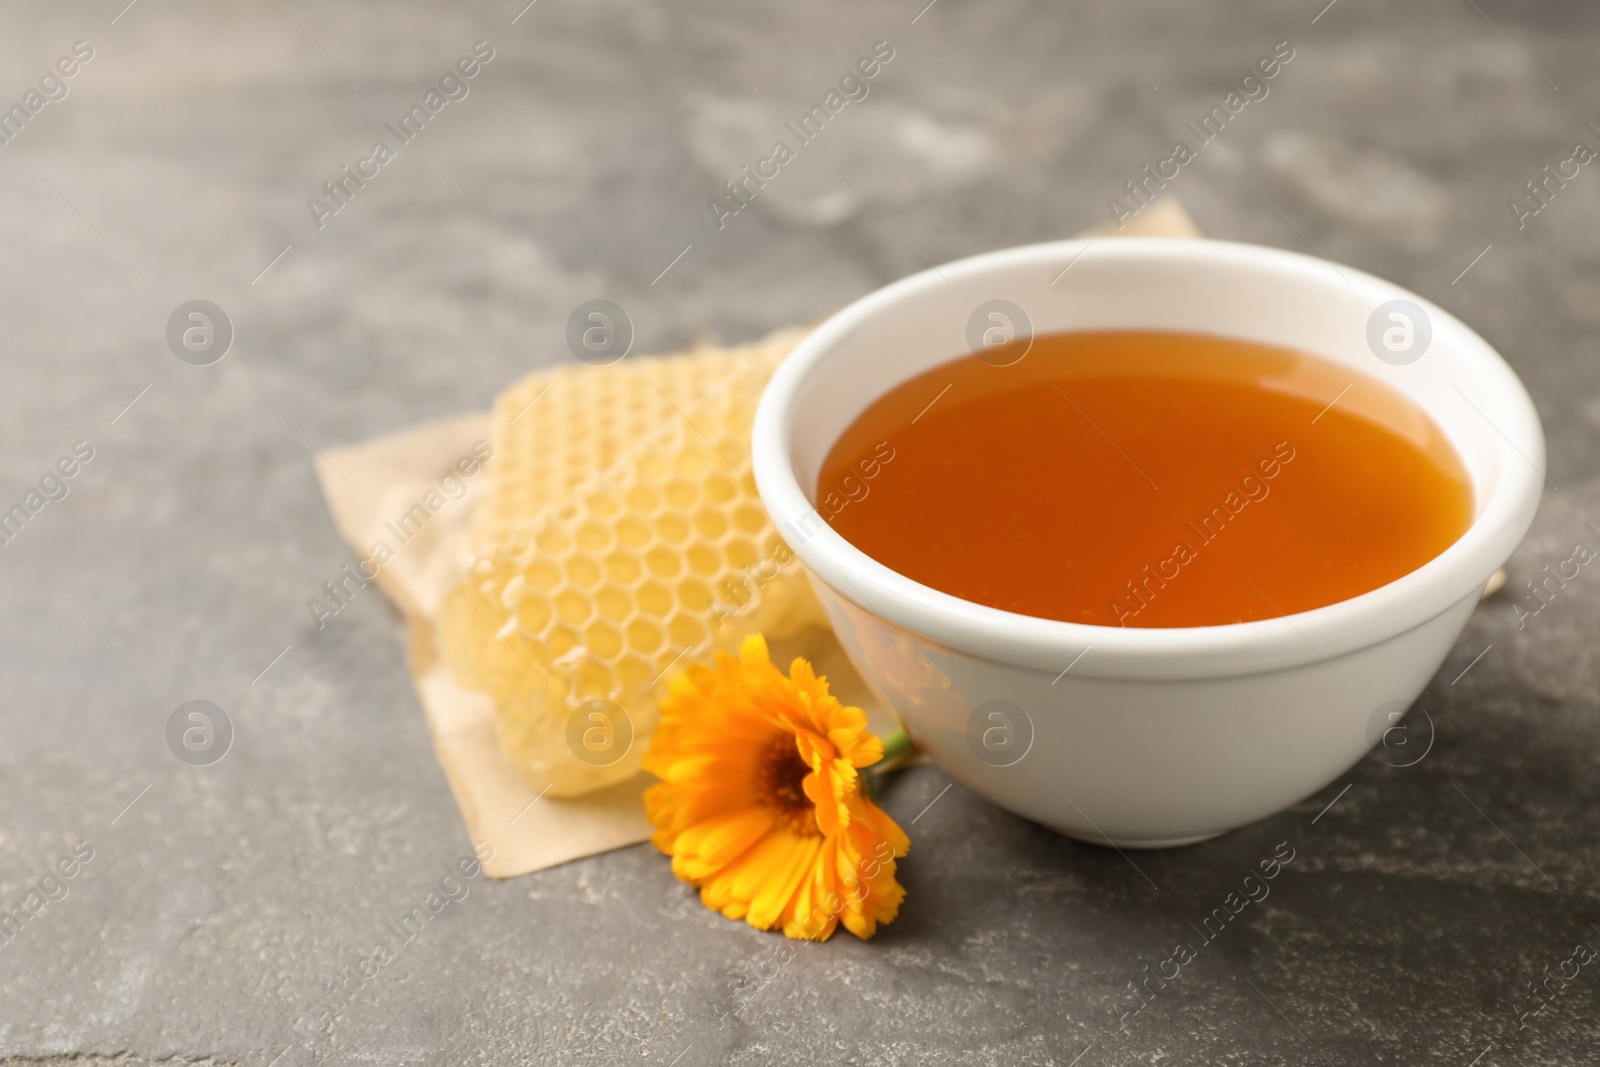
1065 830 1225 850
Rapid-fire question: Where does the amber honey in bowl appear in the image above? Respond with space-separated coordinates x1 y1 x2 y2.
818 330 1474 628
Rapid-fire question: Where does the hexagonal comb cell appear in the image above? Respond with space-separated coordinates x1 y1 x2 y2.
437 329 826 797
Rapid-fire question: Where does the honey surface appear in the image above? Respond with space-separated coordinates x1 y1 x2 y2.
819 330 1474 628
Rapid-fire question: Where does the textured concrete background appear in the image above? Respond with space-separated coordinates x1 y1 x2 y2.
0 0 1597 1064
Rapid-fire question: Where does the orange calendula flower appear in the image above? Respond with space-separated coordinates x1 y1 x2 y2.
643 634 910 941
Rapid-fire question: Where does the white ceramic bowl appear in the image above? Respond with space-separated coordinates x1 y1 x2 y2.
752 238 1544 847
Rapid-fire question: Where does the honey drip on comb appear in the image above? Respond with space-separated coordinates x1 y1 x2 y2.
820 330 1475 629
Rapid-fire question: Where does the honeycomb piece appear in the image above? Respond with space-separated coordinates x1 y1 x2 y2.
438 329 827 797
470 339 801 549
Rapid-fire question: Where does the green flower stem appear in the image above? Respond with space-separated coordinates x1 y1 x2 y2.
879 727 914 764
864 727 917 800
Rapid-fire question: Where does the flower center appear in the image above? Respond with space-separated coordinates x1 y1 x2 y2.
757 733 819 836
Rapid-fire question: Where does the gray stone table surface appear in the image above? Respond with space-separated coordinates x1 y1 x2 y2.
0 0 1597 1064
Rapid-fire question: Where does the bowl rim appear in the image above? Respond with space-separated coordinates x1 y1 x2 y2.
751 237 1546 680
